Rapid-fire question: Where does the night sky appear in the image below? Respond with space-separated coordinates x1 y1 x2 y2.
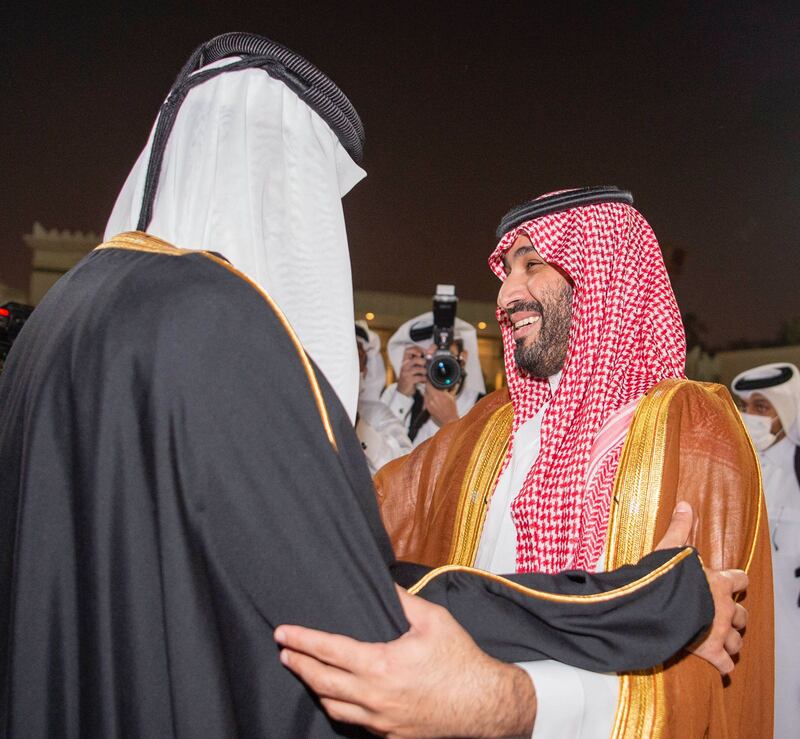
2 2 798 347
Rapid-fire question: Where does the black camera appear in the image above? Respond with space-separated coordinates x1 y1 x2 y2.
409 285 462 390
0 302 33 338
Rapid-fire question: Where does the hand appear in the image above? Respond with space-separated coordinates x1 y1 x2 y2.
689 568 748 675
423 385 460 427
654 500 696 550
275 586 536 738
654 501 748 675
396 346 427 397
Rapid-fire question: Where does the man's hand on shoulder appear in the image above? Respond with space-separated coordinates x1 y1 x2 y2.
275 586 536 738
654 501 748 676
689 567 748 675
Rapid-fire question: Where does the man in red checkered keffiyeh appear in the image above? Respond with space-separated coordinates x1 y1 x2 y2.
488 188 686 573
371 186 770 738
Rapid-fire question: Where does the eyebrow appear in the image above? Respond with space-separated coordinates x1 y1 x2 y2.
502 244 540 273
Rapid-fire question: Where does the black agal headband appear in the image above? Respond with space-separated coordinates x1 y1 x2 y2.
496 186 634 240
354 324 369 343
733 366 795 392
137 32 364 232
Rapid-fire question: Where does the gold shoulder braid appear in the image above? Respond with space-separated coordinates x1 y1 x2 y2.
605 379 685 739
447 402 514 566
96 232 338 451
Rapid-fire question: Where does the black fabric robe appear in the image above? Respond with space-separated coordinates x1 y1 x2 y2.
0 234 712 738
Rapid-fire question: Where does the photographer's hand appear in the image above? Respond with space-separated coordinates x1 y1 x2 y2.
424 385 460 427
397 346 427 397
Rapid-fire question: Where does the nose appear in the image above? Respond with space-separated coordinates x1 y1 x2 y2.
497 270 528 312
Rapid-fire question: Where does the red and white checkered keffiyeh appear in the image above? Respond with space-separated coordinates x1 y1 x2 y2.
488 197 686 573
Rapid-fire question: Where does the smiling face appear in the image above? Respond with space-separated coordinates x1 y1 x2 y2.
497 233 574 378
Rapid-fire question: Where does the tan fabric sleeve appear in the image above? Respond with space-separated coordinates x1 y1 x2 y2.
375 389 510 566
378 380 773 737
653 382 773 739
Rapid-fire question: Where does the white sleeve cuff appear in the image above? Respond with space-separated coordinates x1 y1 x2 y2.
384 387 412 422
355 418 390 475
516 661 619 739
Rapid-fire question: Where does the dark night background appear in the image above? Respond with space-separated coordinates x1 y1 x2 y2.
2 1 798 348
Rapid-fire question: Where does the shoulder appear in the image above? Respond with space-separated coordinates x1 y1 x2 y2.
630 379 755 479
424 388 512 455
377 388 510 481
463 387 511 422
93 234 307 379
648 377 737 408
456 387 484 410
643 379 749 449
95 232 272 320
631 378 763 569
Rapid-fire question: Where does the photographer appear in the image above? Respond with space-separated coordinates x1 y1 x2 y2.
354 323 412 474
382 310 485 447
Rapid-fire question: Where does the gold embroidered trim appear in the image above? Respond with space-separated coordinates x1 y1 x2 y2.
408 546 693 600
604 379 686 739
95 232 338 450
447 402 514 566
605 379 683 570
611 671 664 739
723 390 764 575
95 232 190 255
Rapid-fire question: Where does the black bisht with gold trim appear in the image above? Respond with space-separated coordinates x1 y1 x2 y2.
0 234 712 738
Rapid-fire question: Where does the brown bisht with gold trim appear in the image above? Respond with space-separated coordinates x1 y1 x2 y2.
0 233 718 738
377 381 774 738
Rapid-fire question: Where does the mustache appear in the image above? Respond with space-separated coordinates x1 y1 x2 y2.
506 300 543 319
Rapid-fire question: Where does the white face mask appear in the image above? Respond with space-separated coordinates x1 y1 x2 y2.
741 412 778 451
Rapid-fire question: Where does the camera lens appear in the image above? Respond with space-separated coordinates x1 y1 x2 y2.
427 352 462 390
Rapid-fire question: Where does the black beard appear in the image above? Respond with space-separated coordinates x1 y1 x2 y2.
512 284 573 378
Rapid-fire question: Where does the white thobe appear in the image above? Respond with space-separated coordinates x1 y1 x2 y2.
474 374 619 739
760 436 800 739
381 383 481 448
355 398 413 475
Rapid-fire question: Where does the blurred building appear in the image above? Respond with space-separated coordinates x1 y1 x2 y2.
0 282 27 305
23 223 99 305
